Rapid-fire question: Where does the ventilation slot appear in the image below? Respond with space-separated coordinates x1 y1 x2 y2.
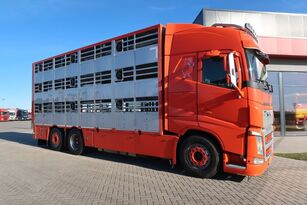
54 102 65 113
115 99 123 111
43 103 53 113
34 103 42 113
66 76 78 89
43 81 53 92
95 99 112 112
135 96 158 112
34 63 43 73
54 79 65 90
115 98 134 112
66 53 78 65
95 70 111 85
66 101 78 112
35 83 42 93
55 56 65 68
80 100 95 113
136 29 158 48
115 66 134 82
123 67 134 81
123 98 134 112
135 62 158 80
96 42 112 58
43 60 53 71
80 74 94 87
116 35 134 52
81 47 94 62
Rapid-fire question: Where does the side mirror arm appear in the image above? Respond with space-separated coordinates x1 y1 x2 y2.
228 52 244 97
234 56 244 97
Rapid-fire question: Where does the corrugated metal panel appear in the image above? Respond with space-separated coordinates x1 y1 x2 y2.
33 26 161 132
258 37 307 57
267 58 307 72
199 9 307 39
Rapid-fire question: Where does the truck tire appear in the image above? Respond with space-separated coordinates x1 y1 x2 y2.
49 128 63 151
180 135 221 178
304 121 307 131
67 129 84 155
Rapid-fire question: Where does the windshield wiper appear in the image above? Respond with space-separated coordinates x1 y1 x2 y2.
255 79 266 84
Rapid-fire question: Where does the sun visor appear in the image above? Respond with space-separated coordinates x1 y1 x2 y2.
240 30 259 50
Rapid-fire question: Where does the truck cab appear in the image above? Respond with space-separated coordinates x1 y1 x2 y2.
8 109 17 121
16 109 28 121
164 23 273 177
0 109 10 122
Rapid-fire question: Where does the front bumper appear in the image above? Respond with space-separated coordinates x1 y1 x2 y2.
224 154 273 176
224 129 274 177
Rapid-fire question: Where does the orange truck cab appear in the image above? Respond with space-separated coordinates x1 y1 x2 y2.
32 23 273 178
164 23 273 177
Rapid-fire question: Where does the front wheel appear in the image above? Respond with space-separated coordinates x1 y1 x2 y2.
67 129 84 155
180 135 221 178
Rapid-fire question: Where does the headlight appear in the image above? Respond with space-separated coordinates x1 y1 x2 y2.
253 157 265 164
256 136 264 155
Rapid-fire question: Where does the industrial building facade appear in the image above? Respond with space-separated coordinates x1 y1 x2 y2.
194 9 307 136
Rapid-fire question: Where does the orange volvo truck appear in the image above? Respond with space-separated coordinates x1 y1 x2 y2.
32 23 273 178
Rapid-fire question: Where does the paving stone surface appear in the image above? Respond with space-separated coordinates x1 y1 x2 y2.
0 121 306 205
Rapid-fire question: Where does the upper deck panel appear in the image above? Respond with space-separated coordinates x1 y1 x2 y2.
33 24 163 69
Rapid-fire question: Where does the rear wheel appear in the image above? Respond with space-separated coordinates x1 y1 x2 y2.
49 128 63 151
67 129 84 155
303 120 307 131
180 135 221 178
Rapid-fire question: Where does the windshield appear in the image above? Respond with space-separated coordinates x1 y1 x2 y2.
245 49 268 82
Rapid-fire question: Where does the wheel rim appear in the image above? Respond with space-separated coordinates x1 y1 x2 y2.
51 133 59 145
69 134 80 151
188 145 210 167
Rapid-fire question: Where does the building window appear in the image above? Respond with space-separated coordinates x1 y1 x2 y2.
267 72 280 131
283 72 307 133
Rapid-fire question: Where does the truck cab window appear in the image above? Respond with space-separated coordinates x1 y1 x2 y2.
202 57 230 88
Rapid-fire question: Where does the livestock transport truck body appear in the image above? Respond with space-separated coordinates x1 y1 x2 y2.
32 23 274 178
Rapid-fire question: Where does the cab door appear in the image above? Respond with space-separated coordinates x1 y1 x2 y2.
197 51 248 154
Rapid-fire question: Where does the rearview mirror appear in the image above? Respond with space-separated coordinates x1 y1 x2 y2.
228 52 244 97
228 53 237 87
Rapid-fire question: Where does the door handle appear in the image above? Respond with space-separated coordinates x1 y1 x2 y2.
205 110 213 115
